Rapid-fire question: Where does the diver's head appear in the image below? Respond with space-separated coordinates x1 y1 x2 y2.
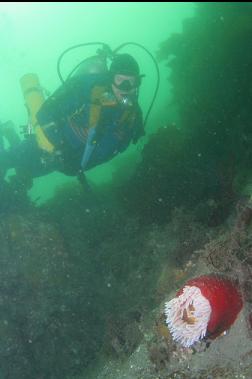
109 54 142 106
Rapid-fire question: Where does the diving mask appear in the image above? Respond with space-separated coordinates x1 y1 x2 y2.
112 74 140 91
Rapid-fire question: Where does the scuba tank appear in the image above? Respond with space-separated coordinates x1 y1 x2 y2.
20 73 45 130
72 54 108 77
20 73 54 152
57 43 113 82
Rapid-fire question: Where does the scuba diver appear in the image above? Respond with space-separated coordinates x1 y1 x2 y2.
0 42 159 191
